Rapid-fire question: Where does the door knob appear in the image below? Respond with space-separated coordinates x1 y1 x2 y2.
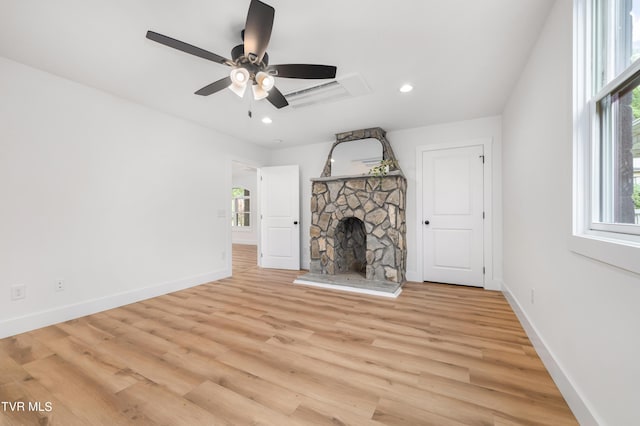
424 220 430 225
294 221 299 225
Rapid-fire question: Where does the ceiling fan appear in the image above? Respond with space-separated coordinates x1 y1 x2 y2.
146 0 337 109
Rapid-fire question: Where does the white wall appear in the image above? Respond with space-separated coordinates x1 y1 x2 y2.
231 170 258 245
502 1 640 425
269 116 503 289
0 56 269 338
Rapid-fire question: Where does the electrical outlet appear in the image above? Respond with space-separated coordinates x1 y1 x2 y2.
11 285 26 301
531 288 535 304
55 280 64 292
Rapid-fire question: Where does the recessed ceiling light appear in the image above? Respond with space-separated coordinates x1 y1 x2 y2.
399 84 413 93
262 117 273 124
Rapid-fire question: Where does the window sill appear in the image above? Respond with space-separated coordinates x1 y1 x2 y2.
568 233 640 275
232 227 253 232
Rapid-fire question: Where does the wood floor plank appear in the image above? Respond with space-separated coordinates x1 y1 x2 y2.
22 355 137 424
0 333 54 365
290 396 388 426
161 347 303 415
417 371 576 425
6 378 91 426
216 348 380 418
185 380 302 426
93 338 205 396
41 336 139 394
0 355 30 386
373 397 469 426
0 382 55 426
117 380 222 426
0 245 577 425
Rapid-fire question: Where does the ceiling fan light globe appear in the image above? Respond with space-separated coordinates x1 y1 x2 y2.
228 82 247 98
256 72 275 91
230 67 250 85
252 84 269 100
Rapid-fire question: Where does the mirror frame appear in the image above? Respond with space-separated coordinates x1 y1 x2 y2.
321 127 402 177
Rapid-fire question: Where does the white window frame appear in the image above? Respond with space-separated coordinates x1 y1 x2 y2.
572 0 640 275
231 187 252 229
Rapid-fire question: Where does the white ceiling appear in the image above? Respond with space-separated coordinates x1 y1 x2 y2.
0 0 554 148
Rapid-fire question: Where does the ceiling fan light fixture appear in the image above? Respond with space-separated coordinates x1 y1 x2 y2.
230 67 250 85
228 81 248 98
256 71 275 91
229 67 250 98
252 84 269 100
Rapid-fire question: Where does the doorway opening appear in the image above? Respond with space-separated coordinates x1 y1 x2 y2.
231 161 258 274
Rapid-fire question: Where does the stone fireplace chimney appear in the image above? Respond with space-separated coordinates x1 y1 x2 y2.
306 127 407 290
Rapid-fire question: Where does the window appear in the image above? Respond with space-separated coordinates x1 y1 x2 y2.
231 187 251 227
576 0 640 235
573 0 640 274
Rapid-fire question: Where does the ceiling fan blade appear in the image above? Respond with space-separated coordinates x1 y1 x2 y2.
266 86 289 109
269 64 337 79
243 0 275 62
194 76 232 96
146 31 231 65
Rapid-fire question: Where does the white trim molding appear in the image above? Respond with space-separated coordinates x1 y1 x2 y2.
0 269 230 339
502 282 601 426
415 138 498 290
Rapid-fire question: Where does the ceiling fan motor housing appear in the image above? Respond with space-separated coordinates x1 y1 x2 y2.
232 44 269 72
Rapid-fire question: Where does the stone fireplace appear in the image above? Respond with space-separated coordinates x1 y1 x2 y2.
297 127 407 296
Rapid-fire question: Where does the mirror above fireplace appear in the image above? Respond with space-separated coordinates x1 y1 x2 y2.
320 127 402 178
329 138 382 176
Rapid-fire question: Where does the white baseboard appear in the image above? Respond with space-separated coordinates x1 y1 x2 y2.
405 271 502 292
0 268 230 339
502 282 600 426
232 239 257 245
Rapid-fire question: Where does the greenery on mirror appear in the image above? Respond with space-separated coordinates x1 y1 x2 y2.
368 159 397 177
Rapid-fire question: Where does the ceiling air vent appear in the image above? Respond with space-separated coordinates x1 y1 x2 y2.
283 73 371 109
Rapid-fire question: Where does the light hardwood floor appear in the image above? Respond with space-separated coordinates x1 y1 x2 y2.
0 244 576 425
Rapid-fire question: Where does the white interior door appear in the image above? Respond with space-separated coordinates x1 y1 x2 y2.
259 165 300 270
422 145 484 287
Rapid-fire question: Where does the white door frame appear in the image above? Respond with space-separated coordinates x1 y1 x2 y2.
228 156 263 275
415 138 497 290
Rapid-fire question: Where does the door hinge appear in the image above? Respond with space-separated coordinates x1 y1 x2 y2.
260 252 263 258
482 211 485 219
479 155 485 163
483 266 486 274
260 175 263 181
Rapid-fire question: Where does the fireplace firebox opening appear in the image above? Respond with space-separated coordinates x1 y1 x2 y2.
334 217 367 276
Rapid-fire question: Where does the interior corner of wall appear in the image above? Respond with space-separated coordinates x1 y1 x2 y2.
484 279 503 291
405 270 421 282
